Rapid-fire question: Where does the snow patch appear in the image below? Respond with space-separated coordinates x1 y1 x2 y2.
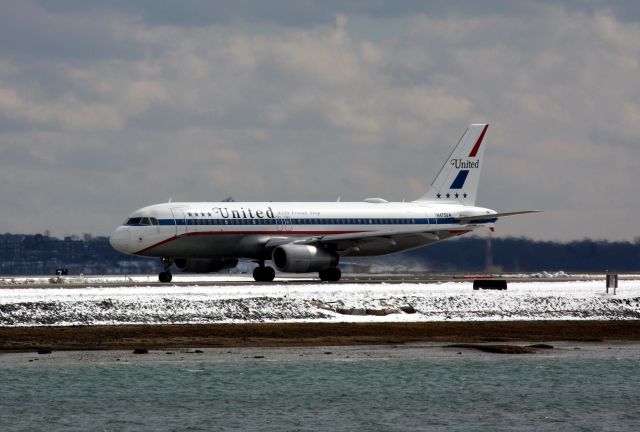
1 280 640 326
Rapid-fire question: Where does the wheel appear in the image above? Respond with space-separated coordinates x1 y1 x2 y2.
319 267 341 282
264 266 275 282
159 271 172 283
253 267 262 281
253 266 276 282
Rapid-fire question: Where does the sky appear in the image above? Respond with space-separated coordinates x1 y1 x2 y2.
1 0 639 241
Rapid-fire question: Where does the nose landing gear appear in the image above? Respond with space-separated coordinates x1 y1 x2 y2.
159 257 173 283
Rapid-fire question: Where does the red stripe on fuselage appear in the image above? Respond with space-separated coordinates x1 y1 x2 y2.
468 124 488 157
134 235 179 255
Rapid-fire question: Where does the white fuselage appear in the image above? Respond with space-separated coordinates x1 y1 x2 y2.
109 201 497 260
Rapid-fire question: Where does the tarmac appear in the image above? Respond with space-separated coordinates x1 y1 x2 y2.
1 272 635 289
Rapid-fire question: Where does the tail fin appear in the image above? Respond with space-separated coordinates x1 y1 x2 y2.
415 123 489 206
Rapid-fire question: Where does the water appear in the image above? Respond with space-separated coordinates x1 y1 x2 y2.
1 351 639 431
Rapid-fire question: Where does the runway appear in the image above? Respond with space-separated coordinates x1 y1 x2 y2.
1 272 636 289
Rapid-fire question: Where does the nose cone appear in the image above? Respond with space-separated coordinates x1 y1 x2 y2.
109 227 131 254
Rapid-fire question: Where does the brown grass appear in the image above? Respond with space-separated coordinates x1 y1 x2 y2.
1 320 639 352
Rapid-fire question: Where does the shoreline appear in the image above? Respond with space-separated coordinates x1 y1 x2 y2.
2 321 640 352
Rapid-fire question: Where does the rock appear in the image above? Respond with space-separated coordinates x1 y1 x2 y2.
366 308 399 316
335 307 366 315
527 344 554 349
365 309 386 316
399 305 416 314
133 348 148 354
446 344 536 354
37 349 52 355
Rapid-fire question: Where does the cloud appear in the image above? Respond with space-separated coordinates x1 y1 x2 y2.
1 1 639 241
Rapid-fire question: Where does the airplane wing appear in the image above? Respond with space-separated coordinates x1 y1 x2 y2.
290 227 446 255
259 227 441 255
262 210 540 255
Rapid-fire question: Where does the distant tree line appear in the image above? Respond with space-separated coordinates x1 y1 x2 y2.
399 237 640 273
0 233 638 275
0 233 159 275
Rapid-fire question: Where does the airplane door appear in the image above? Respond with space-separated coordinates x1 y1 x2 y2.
283 216 293 231
170 208 187 236
275 215 292 231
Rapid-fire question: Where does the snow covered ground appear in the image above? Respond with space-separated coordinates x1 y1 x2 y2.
1 277 639 326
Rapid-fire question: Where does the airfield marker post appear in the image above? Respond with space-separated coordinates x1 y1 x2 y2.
605 273 618 295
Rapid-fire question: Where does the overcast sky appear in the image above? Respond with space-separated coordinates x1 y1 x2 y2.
1 1 639 241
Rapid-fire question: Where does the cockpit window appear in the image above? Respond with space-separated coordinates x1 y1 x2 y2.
125 217 142 225
125 217 158 226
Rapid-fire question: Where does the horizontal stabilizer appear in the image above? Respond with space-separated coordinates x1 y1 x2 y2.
458 210 540 224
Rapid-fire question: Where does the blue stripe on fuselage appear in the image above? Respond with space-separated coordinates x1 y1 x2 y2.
153 217 480 226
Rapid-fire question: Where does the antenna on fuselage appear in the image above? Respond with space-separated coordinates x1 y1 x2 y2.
168 197 173 203
337 196 341 202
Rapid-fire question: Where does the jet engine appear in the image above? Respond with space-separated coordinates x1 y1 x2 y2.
174 258 238 273
272 244 338 273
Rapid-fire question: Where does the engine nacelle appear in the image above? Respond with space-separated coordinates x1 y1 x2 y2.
174 258 238 273
272 244 338 273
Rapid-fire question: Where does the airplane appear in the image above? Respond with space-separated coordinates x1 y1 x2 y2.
109 124 537 282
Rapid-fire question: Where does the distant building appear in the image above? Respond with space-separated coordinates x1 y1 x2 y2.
0 233 160 275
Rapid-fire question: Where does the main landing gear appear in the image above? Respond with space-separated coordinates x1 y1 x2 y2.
319 267 341 282
253 261 276 282
159 257 173 283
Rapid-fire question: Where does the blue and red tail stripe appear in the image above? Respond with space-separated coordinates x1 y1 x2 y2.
468 124 488 157
450 170 469 189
